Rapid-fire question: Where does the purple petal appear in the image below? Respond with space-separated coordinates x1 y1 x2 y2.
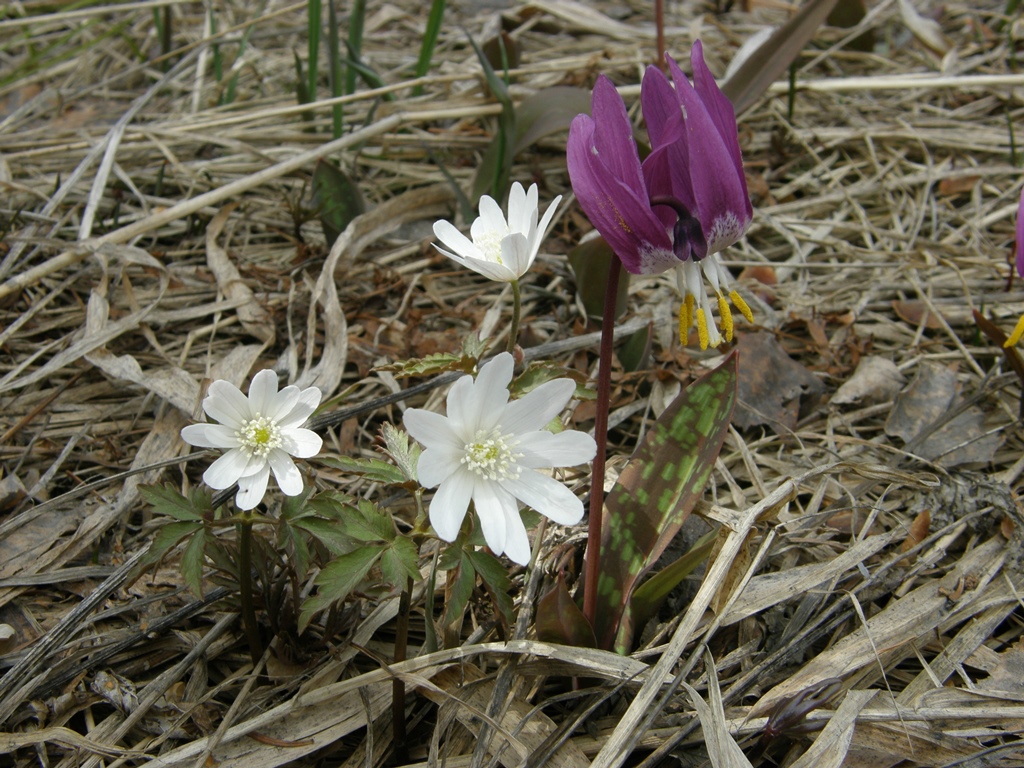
688 43 746 179
567 114 676 274
640 65 680 150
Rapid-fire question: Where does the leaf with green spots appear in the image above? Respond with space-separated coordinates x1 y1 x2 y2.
594 352 738 653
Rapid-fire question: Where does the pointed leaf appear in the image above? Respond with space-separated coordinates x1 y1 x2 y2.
380 536 421 586
536 573 597 647
141 520 203 569
721 0 841 115
466 548 513 629
312 159 365 247
442 553 476 629
595 352 738 652
181 527 208 597
299 544 386 632
139 483 207 521
318 455 408 486
625 529 716 640
567 236 630 320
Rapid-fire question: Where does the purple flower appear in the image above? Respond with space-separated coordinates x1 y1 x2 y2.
567 75 677 275
1005 187 1024 347
567 41 754 349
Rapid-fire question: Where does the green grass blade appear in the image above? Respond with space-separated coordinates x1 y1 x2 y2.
307 0 321 103
412 0 446 97
327 0 344 138
345 0 366 95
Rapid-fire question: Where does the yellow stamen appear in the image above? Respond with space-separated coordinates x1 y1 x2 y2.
730 290 754 323
680 294 695 338
1005 314 1024 348
696 305 710 350
717 293 734 342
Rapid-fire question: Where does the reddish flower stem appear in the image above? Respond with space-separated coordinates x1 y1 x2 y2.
582 255 621 630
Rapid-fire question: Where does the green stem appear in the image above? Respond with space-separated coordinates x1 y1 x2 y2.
238 516 262 667
582 256 621 630
506 279 522 354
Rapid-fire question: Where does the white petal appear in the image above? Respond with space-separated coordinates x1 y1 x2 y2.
404 408 462 451
267 449 304 495
456 255 518 282
501 508 532 566
281 427 322 458
434 221 484 261
535 194 562 247
248 369 279 416
464 353 514 434
476 195 508 235
472 480 512 557
235 466 270 510
506 182 529 234
203 380 251 427
277 386 321 429
501 379 575 435
499 232 533 278
440 374 476 438
429 471 474 541
416 446 461 488
501 471 585 526
266 384 301 423
204 449 260 489
181 423 239 449
516 430 596 468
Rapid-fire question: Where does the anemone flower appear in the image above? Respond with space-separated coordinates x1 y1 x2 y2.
432 182 562 282
181 370 322 510
403 352 596 565
568 41 754 349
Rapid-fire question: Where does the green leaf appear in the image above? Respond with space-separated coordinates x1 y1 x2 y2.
312 158 365 248
625 529 717 641
318 455 407 486
442 553 476 629
511 86 592 155
412 0 446 96
139 483 205 522
466 548 513 629
536 573 596 647
374 352 477 377
299 544 386 632
141 520 203 569
619 323 653 373
347 499 397 542
380 536 421 586
292 517 354 555
510 363 591 401
181 527 208 597
595 352 738 653
567 237 630 321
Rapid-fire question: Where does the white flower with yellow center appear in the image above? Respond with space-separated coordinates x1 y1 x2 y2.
403 353 596 565
181 370 322 510
432 182 562 282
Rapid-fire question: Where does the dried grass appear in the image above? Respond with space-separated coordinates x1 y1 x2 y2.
2 0 1024 766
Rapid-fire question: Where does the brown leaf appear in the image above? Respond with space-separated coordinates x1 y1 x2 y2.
937 175 980 196
900 509 931 552
892 299 943 329
735 333 825 431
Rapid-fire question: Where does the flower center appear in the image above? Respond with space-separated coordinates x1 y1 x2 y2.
475 230 504 264
462 429 521 480
237 413 282 458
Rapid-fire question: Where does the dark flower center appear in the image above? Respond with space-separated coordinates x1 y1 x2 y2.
650 196 708 262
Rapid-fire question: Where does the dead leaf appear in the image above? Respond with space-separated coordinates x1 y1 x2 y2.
892 299 943 329
937 175 980 196
900 509 930 552
831 356 905 406
898 0 953 56
885 362 957 443
205 205 275 344
735 333 825 431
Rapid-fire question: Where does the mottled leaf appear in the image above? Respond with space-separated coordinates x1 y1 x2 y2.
625 529 716 642
596 353 738 652
536 573 596 647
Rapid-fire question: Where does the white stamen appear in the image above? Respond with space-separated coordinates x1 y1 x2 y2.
462 429 521 480
237 413 283 458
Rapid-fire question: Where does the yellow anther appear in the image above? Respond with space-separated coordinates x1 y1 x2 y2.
717 293 734 342
680 294 695 335
1005 314 1024 348
730 290 754 323
696 305 710 350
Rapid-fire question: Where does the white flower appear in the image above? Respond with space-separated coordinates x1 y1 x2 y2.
403 352 596 565
432 182 562 282
181 370 322 510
